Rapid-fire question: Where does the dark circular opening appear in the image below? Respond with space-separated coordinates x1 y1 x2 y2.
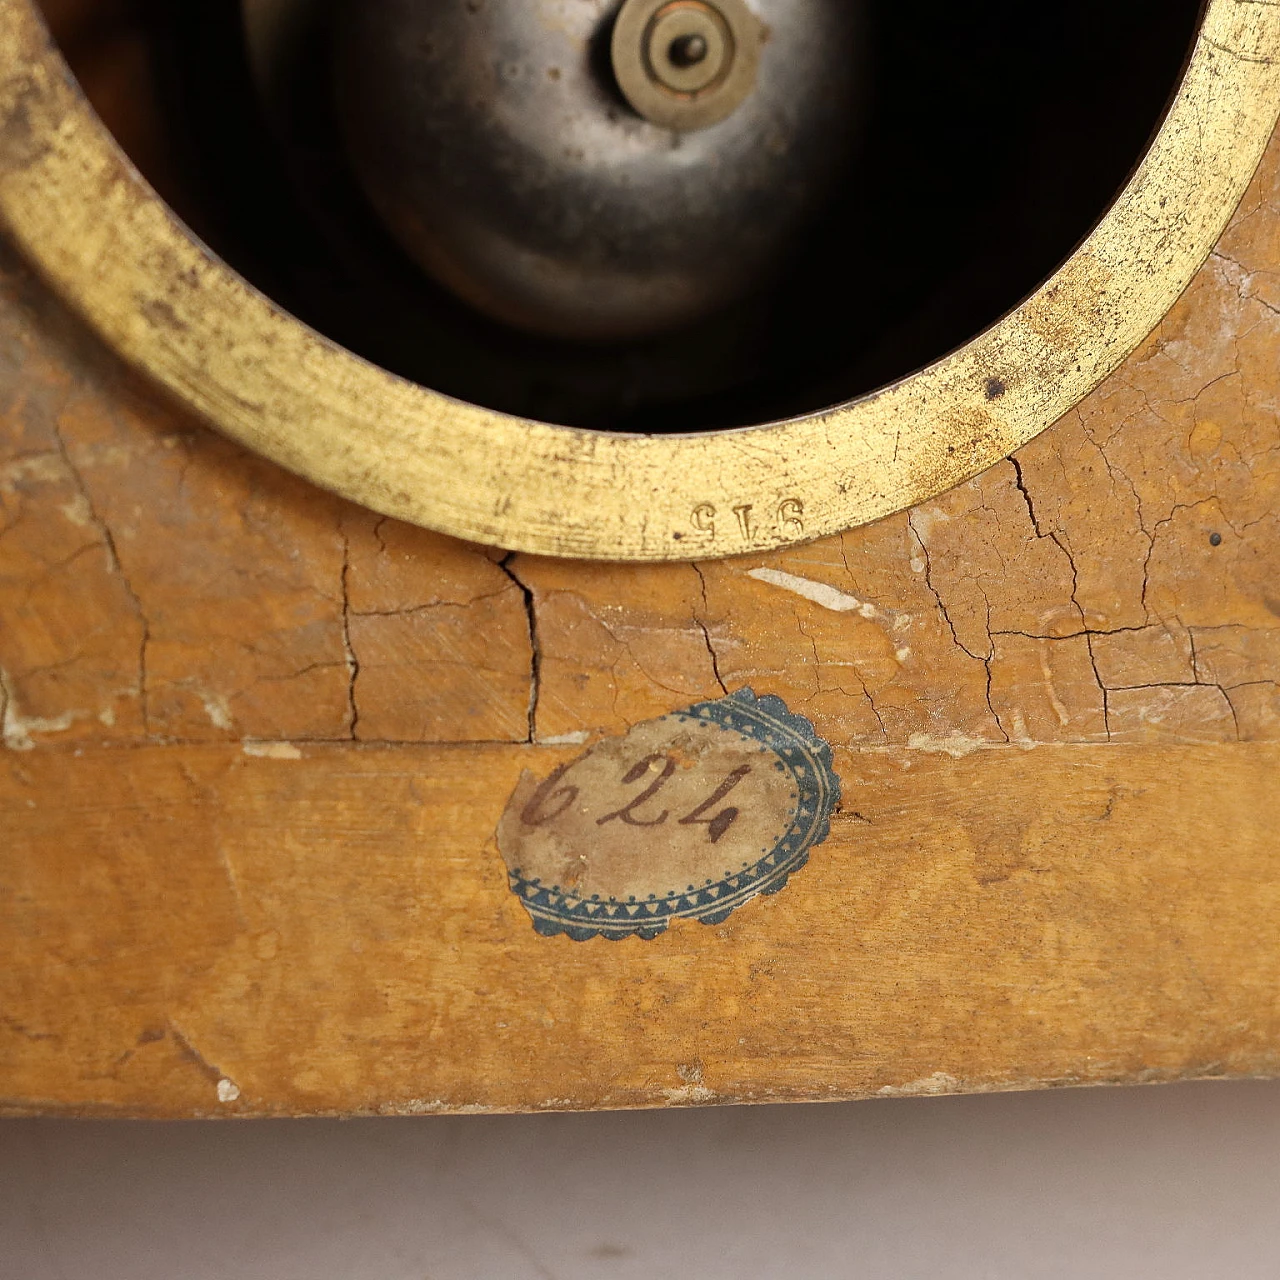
669 34 709 68
47 0 1204 433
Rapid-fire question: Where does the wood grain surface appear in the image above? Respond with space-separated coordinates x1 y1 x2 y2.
1 19 1279 1115
5 742 1280 1116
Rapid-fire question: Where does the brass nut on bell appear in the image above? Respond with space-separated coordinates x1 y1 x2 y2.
612 0 766 131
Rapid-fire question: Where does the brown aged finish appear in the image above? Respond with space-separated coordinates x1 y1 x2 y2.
5 744 1280 1116
2 3 1280 1115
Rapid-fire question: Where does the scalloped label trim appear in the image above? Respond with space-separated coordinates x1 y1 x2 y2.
496 689 840 941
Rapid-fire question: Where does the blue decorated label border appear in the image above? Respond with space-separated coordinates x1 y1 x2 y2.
508 688 840 941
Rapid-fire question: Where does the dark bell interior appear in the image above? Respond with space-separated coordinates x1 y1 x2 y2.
45 0 1204 432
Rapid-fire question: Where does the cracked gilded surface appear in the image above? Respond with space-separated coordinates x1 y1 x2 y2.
0 244 536 748
3 129 1280 751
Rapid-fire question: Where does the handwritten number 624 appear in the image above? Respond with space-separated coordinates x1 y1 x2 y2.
521 755 752 845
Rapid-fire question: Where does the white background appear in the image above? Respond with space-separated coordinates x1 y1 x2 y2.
4 1079 1280 1278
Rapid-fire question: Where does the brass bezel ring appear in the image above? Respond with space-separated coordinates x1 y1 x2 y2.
0 0 1278 562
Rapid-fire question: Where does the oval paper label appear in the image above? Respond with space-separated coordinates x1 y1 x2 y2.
497 689 840 941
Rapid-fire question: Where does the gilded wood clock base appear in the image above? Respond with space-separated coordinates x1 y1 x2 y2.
3 129 1280 1117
